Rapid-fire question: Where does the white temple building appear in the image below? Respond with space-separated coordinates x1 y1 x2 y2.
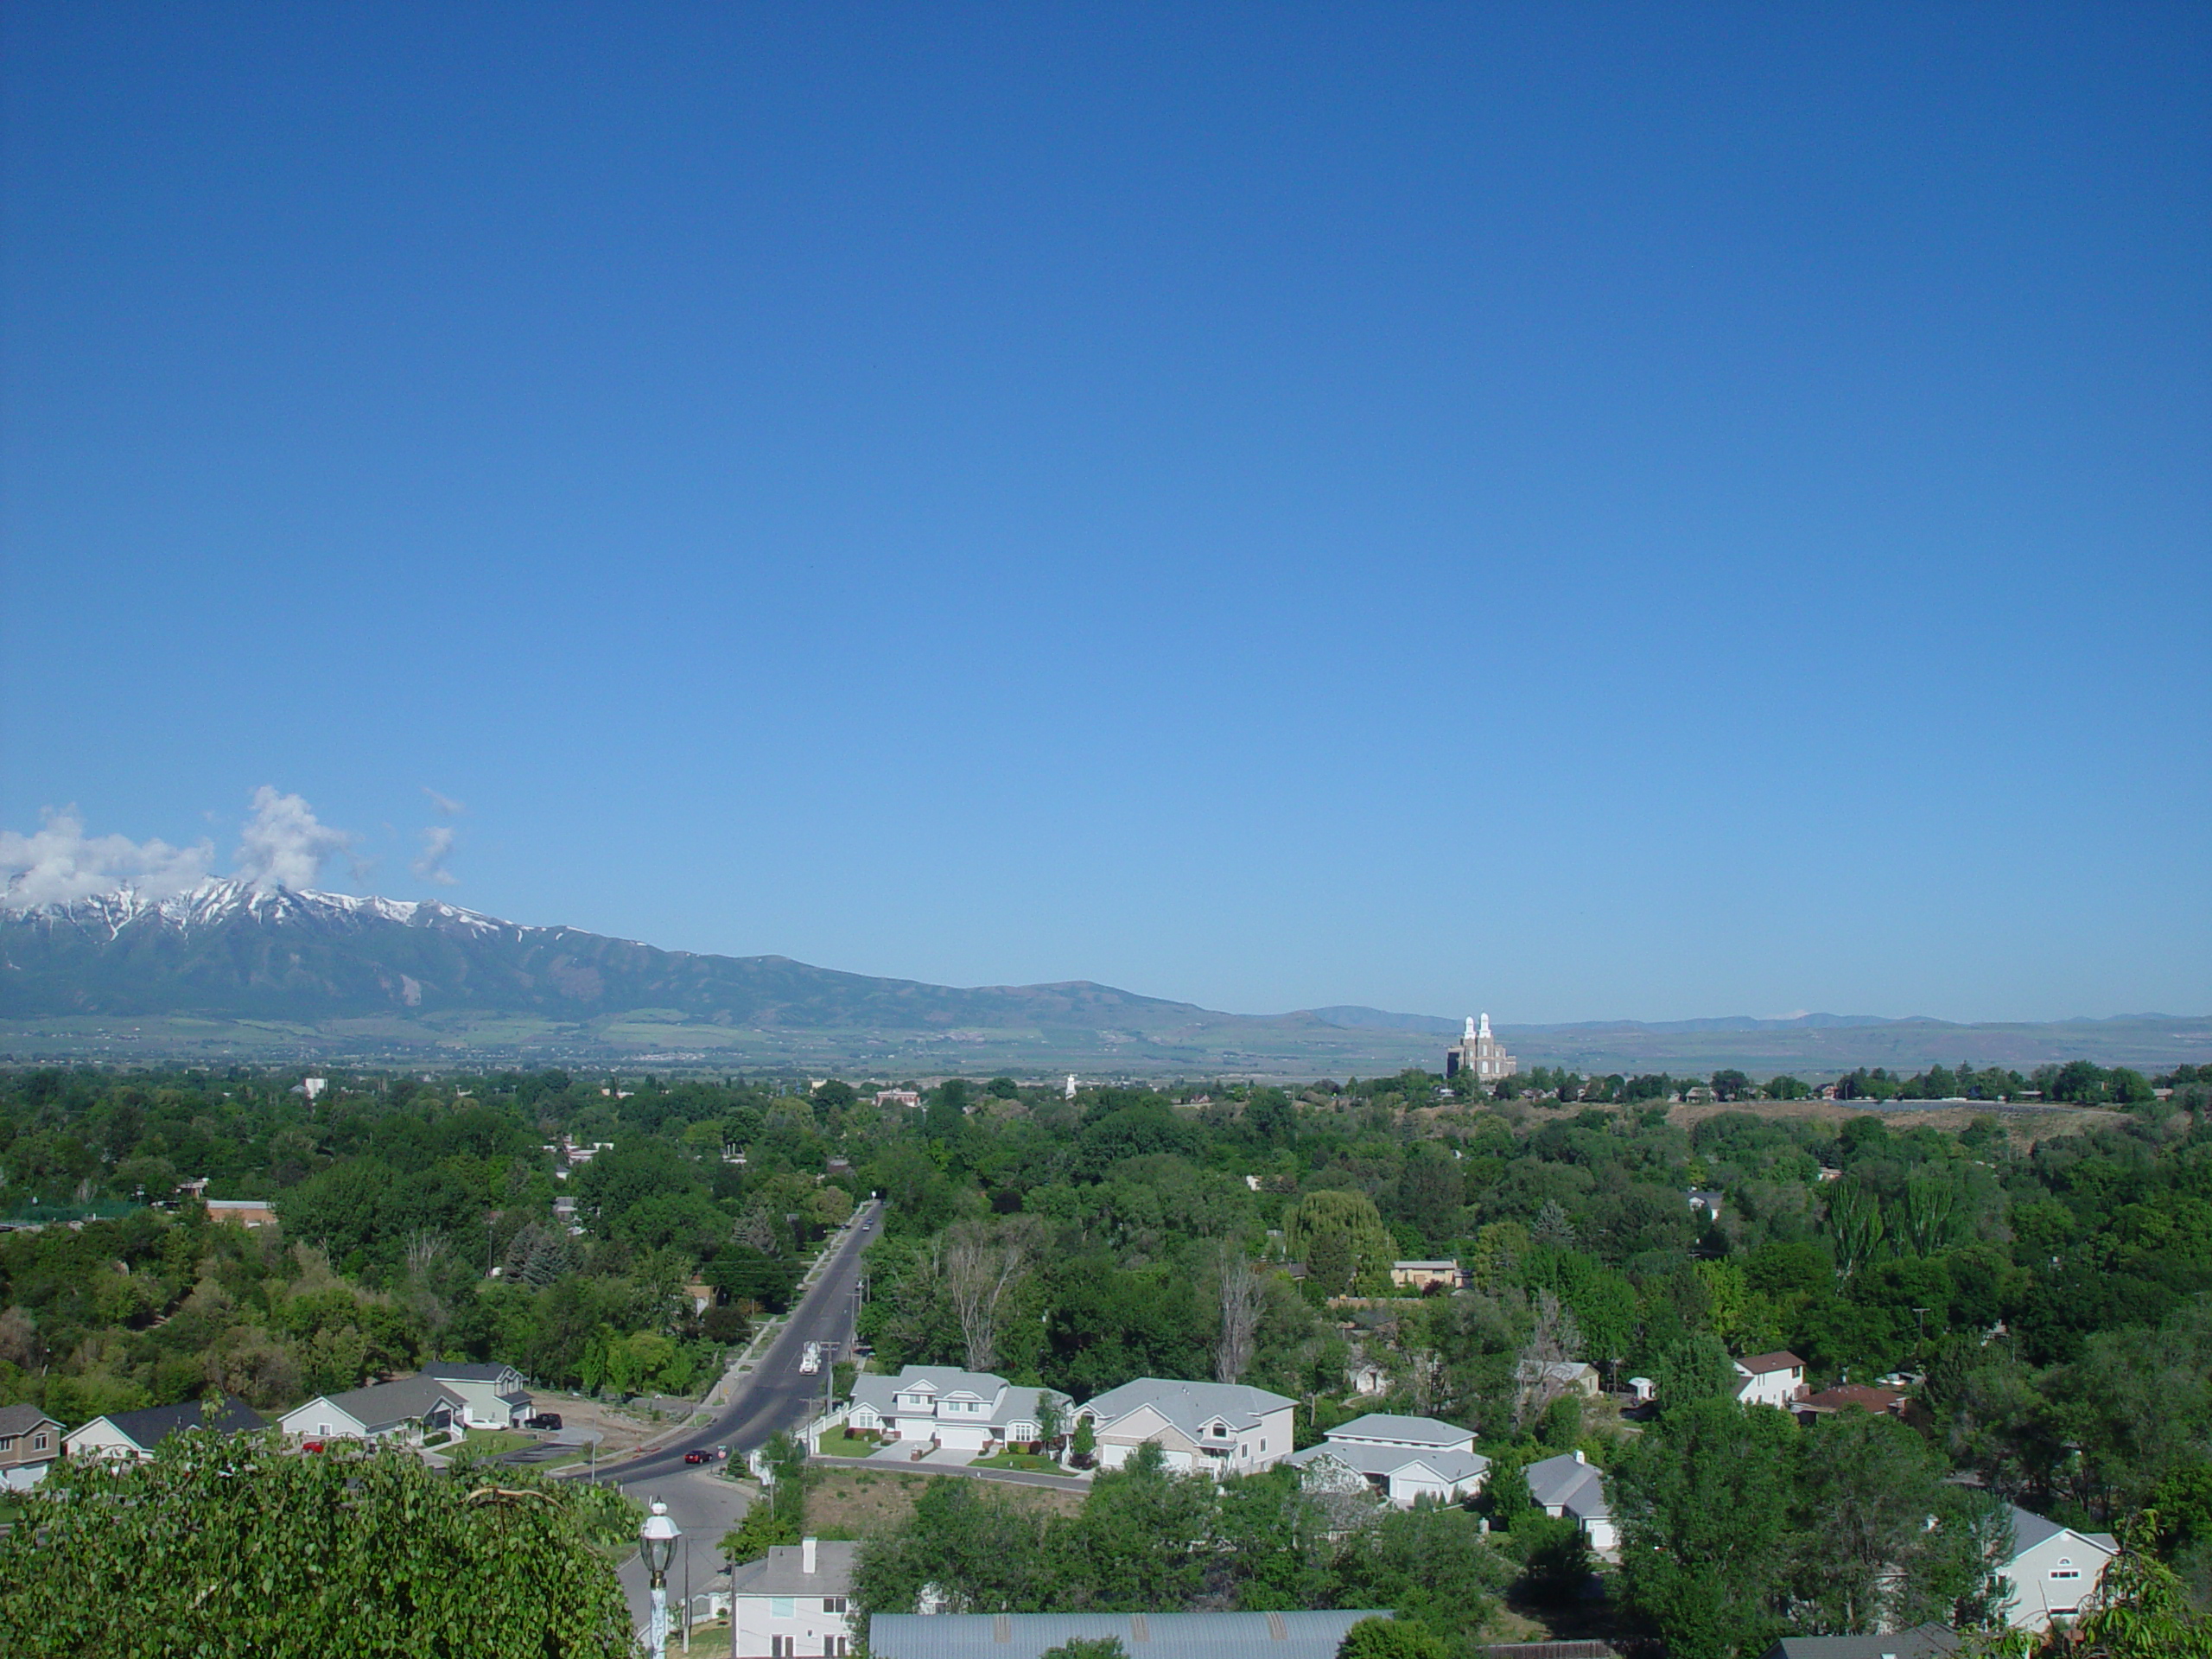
1446 1014 1516 1084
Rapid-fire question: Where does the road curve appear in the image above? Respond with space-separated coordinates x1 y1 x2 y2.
600 1198 884 1485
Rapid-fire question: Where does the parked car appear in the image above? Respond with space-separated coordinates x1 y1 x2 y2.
302 1440 326 1453
525 1413 563 1431
683 1449 709 1465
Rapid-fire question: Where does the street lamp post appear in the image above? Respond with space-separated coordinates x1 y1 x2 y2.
641 1498 682 1659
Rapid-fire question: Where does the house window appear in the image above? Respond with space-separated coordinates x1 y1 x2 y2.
33 1433 48 1452
1260 1440 1267 1452
823 1599 846 1614
826 1639 848 1656
772 1638 791 1657
772 1599 796 1618
2050 1569 2081 1580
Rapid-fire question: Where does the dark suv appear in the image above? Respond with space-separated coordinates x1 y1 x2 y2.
525 1412 563 1431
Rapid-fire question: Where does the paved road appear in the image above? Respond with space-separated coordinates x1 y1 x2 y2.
607 1198 883 1487
609 1464 754 1643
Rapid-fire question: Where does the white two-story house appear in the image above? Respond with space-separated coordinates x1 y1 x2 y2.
1999 1505 2119 1633
846 1366 1069 1455
1074 1378 1296 1477
1732 1351 1808 1409
1288 1413 1490 1507
731 1537 857 1659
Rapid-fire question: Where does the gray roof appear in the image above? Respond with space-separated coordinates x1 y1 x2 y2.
870 1611 1392 1659
1525 1452 1609 1519
311 1376 466 1433
423 1363 521 1383
729 1541 861 1597
871 1365 1011 1400
2006 1505 2117 1560
1078 1378 1295 1438
85 1394 264 1450
1324 1413 1471 1449
850 1366 1065 1432
1758 1625 1958 1659
0 1403 62 1439
1289 1441 1491 1485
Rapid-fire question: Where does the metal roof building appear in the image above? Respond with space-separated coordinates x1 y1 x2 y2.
870 1611 1392 1659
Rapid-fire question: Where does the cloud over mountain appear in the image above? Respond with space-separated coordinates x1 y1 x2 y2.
0 806 216 909
232 787 353 892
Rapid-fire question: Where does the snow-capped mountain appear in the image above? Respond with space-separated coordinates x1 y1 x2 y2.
11 876 518 940
0 878 1208 1030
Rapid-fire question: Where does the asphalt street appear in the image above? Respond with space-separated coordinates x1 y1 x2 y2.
610 1463 754 1645
613 1196 881 1484
594 1198 883 1637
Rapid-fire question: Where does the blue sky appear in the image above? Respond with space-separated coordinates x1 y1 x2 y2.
3 3 2207 1024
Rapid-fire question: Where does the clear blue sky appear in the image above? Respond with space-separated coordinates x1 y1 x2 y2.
3 4 2207 1024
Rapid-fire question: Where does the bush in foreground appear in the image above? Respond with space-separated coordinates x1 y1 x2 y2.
0 1431 634 1658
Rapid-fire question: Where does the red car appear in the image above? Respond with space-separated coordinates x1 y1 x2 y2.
683 1450 709 1465
302 1440 326 1453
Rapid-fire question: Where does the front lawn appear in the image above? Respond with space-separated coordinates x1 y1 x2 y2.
969 1451 1065 1473
815 1429 879 1458
461 1428 539 1457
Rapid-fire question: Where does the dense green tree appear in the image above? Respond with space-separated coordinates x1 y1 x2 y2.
1612 1398 1799 1659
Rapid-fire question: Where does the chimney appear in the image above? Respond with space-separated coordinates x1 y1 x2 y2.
1573 1448 1586 1464
802 1536 818 1575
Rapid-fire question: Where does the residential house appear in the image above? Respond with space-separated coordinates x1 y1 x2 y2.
1345 1357 1389 1396
1389 1260 1462 1293
1997 1505 2118 1633
1288 1413 1489 1507
0 1404 62 1490
730 1536 858 1659
846 1366 1068 1455
874 1090 921 1110
204 1198 278 1228
64 1394 264 1463
1525 1449 1616 1551
1733 1351 1809 1409
1073 1378 1296 1477
419 1362 532 1428
1756 1627 1958 1659
869 1611 1392 1659
277 1376 467 1446
1688 1190 1725 1225
1516 1358 1601 1400
1793 1384 1908 1427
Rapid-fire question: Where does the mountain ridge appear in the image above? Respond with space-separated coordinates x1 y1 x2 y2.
3 881 2204 1076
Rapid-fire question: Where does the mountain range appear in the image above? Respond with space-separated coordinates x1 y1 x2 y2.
2 880 2204 1077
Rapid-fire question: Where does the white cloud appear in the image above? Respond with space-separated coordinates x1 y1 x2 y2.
0 806 216 909
234 786 353 892
422 787 466 817
411 825 459 887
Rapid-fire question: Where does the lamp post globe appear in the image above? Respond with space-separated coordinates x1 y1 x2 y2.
641 1498 682 1659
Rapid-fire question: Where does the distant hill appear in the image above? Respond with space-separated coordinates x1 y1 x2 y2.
1309 1005 1463 1035
2 881 2204 1077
